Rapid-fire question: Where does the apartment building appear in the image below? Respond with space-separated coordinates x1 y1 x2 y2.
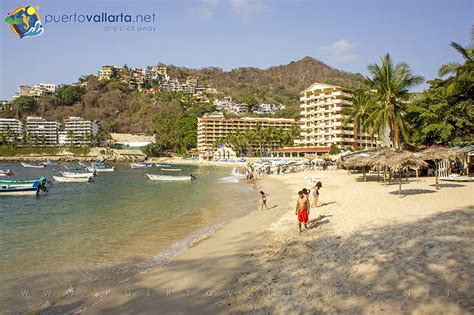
295 82 374 149
13 83 56 100
197 112 297 157
26 116 60 146
0 118 24 141
98 65 118 80
64 116 100 146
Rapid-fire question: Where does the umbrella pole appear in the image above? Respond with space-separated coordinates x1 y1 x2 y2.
363 166 366 181
435 161 440 190
416 167 419 182
405 168 408 181
377 167 380 183
398 170 402 197
383 166 386 185
388 170 391 185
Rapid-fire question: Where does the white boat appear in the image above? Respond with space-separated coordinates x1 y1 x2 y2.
21 162 45 168
43 161 59 166
161 168 182 172
130 163 152 169
53 176 92 183
0 186 39 196
87 166 115 172
146 174 194 181
439 176 474 182
61 171 95 178
155 164 172 168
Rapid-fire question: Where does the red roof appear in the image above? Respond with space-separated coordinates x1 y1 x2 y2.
273 147 331 153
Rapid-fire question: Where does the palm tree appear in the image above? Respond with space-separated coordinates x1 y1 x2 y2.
344 88 371 148
364 53 424 148
438 41 473 95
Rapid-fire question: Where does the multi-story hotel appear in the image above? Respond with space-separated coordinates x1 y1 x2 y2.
64 116 100 146
197 112 297 157
0 118 24 141
26 116 60 147
295 82 375 149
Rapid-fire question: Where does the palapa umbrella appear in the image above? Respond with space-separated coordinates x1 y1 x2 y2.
343 152 373 180
366 148 398 184
416 146 459 189
385 152 428 197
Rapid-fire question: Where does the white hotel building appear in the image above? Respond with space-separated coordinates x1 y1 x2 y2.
0 118 24 141
64 117 99 146
295 82 375 149
26 116 60 146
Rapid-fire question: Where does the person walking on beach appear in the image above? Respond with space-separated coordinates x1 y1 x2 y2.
295 191 310 232
260 191 268 210
311 181 322 208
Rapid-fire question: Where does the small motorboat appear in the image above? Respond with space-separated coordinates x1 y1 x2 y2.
0 177 49 196
43 161 59 166
21 162 45 168
161 168 182 172
0 170 13 176
53 176 93 183
0 185 40 196
87 166 114 172
155 164 172 168
61 171 95 178
130 163 152 169
146 174 195 181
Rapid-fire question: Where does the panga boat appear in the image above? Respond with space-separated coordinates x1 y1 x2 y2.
161 168 182 172
146 174 195 181
130 163 152 169
43 161 59 166
61 171 95 178
439 175 474 182
155 164 172 168
0 170 13 176
0 186 40 196
53 176 93 183
0 177 49 196
21 162 45 168
87 166 114 172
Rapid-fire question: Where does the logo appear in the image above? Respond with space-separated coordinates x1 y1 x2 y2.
5 5 44 38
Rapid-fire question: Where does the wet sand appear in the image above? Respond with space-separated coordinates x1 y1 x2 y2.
87 170 474 314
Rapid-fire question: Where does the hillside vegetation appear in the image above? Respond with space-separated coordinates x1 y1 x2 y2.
9 57 363 134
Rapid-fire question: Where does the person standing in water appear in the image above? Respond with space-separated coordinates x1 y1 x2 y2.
295 191 310 232
260 191 268 210
311 181 322 208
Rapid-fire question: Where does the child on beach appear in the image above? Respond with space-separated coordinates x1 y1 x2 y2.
260 191 268 210
295 191 310 232
311 181 322 208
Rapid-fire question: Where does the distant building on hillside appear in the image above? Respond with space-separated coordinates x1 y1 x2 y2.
64 116 100 147
197 112 297 158
12 83 56 100
98 65 118 80
0 118 24 142
295 82 376 149
0 100 11 112
26 116 60 146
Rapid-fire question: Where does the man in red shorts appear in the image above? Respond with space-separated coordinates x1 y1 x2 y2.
295 190 310 232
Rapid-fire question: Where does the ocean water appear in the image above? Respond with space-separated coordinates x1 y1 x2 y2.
0 162 257 313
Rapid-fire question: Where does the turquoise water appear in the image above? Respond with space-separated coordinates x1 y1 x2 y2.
0 162 256 313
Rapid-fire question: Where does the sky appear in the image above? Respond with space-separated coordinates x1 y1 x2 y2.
0 0 472 99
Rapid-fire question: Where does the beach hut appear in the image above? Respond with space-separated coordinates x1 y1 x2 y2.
343 152 373 181
384 152 428 197
416 146 458 189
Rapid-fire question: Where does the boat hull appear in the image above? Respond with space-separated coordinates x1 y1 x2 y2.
146 174 192 181
0 187 38 196
21 162 45 168
61 172 95 178
53 176 92 183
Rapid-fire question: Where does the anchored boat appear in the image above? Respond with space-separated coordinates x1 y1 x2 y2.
161 168 182 172
53 176 93 183
61 171 95 178
21 162 45 168
130 163 152 169
0 170 13 176
146 174 195 181
0 177 49 196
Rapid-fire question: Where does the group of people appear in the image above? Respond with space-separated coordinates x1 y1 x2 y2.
295 181 322 232
259 181 323 233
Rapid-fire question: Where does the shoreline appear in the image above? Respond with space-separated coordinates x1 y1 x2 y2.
79 175 293 314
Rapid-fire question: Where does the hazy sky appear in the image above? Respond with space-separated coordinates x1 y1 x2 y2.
0 0 472 99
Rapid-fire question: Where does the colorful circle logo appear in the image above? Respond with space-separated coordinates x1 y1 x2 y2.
4 5 44 38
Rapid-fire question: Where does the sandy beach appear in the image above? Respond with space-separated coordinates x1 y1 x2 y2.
85 170 473 314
